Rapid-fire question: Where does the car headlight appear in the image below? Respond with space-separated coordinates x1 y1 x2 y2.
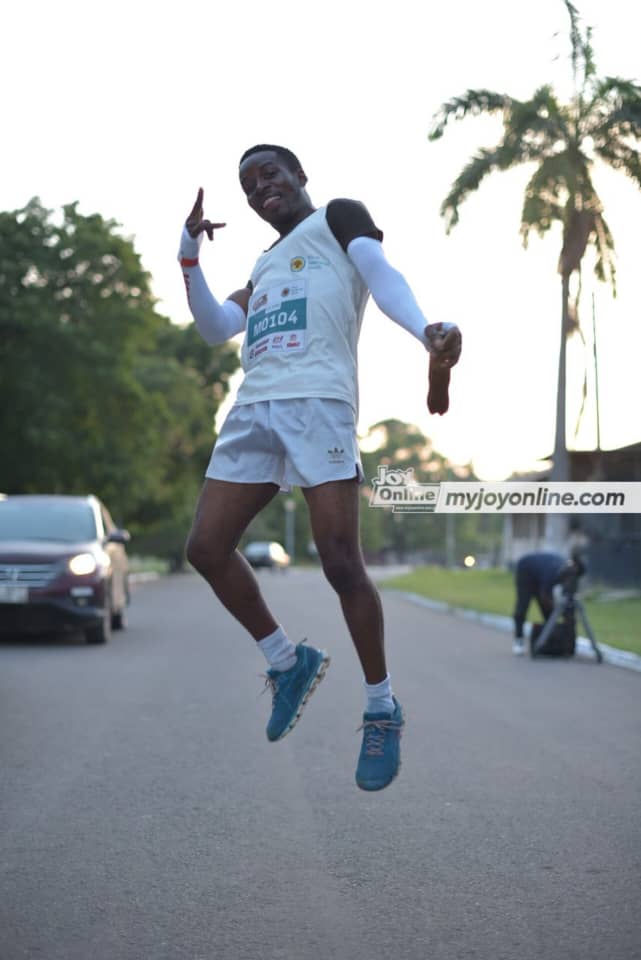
68 553 97 576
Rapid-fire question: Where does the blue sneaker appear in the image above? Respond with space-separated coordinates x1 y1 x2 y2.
264 641 330 742
355 697 404 791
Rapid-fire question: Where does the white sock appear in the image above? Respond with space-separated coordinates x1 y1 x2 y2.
258 626 297 672
364 674 395 715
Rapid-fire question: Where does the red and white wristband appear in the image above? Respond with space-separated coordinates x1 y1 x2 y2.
177 226 202 267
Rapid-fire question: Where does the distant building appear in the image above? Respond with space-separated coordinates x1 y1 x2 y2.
501 441 641 587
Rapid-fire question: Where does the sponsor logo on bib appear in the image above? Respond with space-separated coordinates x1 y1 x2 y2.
245 280 308 364
290 257 305 272
252 292 268 311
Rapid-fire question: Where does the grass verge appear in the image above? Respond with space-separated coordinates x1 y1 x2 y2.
383 566 641 657
128 555 170 576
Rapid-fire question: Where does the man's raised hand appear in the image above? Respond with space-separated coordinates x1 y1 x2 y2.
186 188 227 241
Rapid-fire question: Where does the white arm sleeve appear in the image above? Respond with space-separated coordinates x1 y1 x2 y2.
346 236 428 345
178 227 246 345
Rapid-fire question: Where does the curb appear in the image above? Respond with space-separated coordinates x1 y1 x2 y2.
391 591 641 674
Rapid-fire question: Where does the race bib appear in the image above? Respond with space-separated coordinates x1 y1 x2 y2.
246 280 307 365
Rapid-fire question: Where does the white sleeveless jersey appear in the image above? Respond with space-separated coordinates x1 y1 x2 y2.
236 207 369 414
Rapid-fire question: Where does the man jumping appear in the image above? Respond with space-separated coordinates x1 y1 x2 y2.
178 144 461 790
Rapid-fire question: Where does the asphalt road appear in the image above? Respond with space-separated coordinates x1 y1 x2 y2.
1 568 640 960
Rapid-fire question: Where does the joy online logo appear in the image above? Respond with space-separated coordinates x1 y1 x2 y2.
369 465 440 512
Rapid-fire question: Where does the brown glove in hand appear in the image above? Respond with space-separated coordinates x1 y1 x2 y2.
425 323 462 416
428 360 451 415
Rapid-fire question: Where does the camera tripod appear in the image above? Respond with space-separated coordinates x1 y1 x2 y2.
532 582 603 663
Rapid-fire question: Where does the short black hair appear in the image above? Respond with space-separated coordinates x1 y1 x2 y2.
239 144 303 173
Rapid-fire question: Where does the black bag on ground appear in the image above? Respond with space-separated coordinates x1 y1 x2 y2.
530 620 576 657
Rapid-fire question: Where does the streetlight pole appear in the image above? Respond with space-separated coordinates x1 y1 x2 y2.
445 513 456 568
592 292 601 453
284 497 296 561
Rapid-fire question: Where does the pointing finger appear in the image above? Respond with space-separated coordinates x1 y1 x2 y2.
188 187 204 222
198 220 227 241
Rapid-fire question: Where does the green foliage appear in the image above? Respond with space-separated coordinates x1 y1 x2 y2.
359 419 501 563
385 565 514 613
429 89 513 141
429 3 641 278
383 564 641 655
235 417 501 565
428 1 641 486
0 197 240 565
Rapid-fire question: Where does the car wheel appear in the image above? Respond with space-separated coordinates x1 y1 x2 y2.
86 610 112 645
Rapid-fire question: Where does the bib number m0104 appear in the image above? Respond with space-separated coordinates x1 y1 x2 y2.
250 306 302 339
246 281 307 364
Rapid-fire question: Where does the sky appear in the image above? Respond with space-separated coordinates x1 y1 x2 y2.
3 0 640 480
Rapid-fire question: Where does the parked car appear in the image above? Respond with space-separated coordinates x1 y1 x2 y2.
243 540 291 570
0 494 130 644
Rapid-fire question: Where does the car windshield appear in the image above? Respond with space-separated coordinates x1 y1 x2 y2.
0 500 97 542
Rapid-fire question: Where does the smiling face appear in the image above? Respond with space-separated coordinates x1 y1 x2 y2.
239 149 313 234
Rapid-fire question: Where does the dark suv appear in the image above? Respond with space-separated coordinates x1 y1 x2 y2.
0 494 130 644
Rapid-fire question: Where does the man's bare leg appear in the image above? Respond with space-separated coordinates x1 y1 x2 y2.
302 478 386 683
304 478 404 790
187 478 330 742
186 478 281 639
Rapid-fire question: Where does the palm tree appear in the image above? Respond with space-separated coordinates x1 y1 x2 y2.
429 0 641 501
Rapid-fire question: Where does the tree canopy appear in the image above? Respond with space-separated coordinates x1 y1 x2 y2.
428 0 641 496
429 1 641 273
0 197 239 562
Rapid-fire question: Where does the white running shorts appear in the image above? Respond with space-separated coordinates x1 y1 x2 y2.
206 398 364 491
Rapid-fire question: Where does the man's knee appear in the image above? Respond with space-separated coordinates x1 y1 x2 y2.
321 547 368 595
185 529 228 577
185 530 207 573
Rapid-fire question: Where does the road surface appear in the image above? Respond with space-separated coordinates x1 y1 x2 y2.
1 569 640 959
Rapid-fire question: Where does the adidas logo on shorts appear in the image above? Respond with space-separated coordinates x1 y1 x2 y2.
328 446 345 463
